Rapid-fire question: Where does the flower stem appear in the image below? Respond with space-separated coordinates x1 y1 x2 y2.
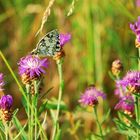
0 51 47 139
30 96 34 140
35 106 37 140
52 58 64 140
25 84 31 140
135 48 140 140
138 48 140 70
93 107 104 140
30 81 38 140
0 51 25 95
135 95 140 140
5 122 9 140
34 81 38 140
116 75 124 97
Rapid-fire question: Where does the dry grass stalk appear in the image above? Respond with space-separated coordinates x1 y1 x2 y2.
36 0 55 36
67 0 78 17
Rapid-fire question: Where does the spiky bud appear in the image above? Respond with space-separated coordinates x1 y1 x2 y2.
53 50 65 61
0 95 13 122
127 84 140 94
111 59 123 76
135 38 140 48
1 109 13 122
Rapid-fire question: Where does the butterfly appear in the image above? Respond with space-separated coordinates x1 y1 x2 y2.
31 29 61 57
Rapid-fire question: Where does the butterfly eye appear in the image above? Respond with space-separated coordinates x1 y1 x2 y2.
30 51 35 55
31 49 37 55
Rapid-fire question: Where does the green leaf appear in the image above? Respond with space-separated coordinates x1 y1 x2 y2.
50 109 56 122
54 126 62 140
21 93 28 114
90 133 102 138
13 123 27 140
120 112 140 129
110 0 134 20
113 118 131 130
117 129 136 138
38 98 67 116
74 120 82 132
12 116 27 140
37 112 47 139
0 120 4 133
133 93 140 98
39 87 54 100
114 119 136 138
13 108 19 116
108 71 116 81
101 109 111 124
32 93 38 107
86 133 102 140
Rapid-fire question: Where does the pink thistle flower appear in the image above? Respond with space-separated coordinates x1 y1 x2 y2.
18 55 49 79
79 86 106 107
130 16 140 42
115 71 140 95
115 95 134 113
136 0 140 7
0 95 13 110
59 33 71 47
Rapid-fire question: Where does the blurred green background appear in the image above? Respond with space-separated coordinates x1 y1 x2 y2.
0 0 139 139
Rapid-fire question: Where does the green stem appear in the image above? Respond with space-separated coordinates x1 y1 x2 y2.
136 97 140 123
34 81 38 140
138 48 140 70
30 96 34 140
135 48 140 140
52 59 64 140
0 51 47 139
25 84 31 140
28 95 31 140
135 96 139 140
93 107 104 140
116 75 124 97
30 81 38 140
0 51 25 95
35 106 37 140
0 131 3 140
5 122 9 140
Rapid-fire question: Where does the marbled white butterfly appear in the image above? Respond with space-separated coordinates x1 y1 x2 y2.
31 29 61 57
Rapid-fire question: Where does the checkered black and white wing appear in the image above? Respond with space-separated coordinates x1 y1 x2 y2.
31 29 61 56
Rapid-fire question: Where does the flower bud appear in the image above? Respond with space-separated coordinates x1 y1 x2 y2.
53 50 65 61
111 59 123 76
0 95 13 122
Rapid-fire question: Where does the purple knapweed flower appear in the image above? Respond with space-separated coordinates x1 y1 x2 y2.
115 95 134 113
116 71 140 94
0 95 13 110
59 33 71 47
79 86 106 107
18 55 49 78
130 16 140 42
136 0 140 7
114 84 126 98
0 73 4 91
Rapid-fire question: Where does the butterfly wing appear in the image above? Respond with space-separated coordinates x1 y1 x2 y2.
31 29 61 56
